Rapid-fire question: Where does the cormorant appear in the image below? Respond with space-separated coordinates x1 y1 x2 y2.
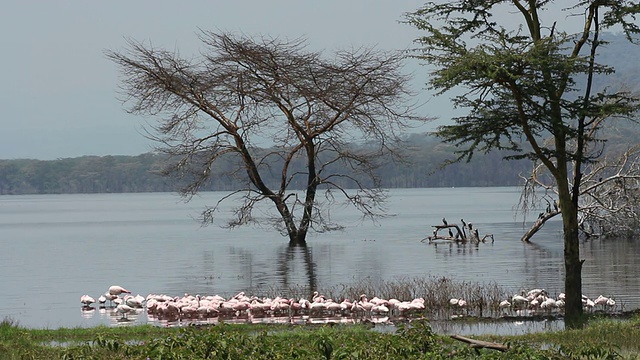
448 228 454 237
553 200 558 212
442 218 448 226
468 223 473 230
461 219 466 228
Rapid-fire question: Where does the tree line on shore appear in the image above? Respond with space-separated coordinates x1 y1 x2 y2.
0 133 532 195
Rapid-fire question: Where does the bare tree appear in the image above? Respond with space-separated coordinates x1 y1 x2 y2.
520 144 640 242
106 31 426 245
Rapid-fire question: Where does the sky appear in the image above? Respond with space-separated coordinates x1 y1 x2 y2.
1 0 437 160
1 1 591 160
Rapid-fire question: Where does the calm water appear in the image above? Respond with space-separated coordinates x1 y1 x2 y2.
1 187 639 333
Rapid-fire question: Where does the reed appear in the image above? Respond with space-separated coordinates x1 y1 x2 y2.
247 275 514 318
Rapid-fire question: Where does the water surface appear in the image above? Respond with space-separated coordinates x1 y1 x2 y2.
1 187 638 331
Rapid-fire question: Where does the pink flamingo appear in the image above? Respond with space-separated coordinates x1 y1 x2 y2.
80 294 95 307
108 285 131 296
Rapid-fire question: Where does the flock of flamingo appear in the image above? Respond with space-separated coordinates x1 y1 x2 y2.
496 288 618 316
81 285 620 324
81 286 427 323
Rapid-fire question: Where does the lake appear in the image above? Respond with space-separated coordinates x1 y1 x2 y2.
1 187 639 333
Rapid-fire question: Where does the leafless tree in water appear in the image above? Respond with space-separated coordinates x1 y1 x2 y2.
106 31 427 245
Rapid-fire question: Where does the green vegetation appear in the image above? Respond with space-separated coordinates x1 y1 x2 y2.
2 315 639 359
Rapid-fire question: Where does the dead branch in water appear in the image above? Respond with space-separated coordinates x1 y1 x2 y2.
521 209 560 242
423 219 494 244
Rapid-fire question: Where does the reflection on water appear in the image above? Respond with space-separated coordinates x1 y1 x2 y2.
1 188 639 330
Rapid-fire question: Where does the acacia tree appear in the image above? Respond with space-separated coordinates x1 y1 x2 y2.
405 1 640 327
106 32 424 246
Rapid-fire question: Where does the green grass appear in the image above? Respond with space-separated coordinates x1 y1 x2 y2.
481 315 640 358
3 315 639 359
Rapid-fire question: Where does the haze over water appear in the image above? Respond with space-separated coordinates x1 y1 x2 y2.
1 187 638 331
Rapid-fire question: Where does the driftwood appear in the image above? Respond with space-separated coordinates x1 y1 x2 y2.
423 218 494 244
450 334 508 352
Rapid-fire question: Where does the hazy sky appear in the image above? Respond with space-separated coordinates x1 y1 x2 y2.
2 0 438 160
2 1 591 160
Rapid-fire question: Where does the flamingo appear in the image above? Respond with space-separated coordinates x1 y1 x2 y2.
115 303 135 319
372 304 390 314
511 294 529 309
499 300 511 314
108 285 131 296
80 295 95 307
526 289 546 300
125 295 143 308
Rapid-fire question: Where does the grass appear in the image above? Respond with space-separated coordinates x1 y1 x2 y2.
2 315 639 359
482 315 640 358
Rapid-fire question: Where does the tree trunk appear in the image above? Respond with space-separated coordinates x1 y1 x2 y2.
288 230 307 246
559 194 584 328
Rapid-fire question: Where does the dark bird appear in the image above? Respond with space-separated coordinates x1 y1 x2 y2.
546 203 551 213
461 219 467 228
538 212 544 219
468 223 473 230
442 218 448 226
448 228 454 237
553 200 558 212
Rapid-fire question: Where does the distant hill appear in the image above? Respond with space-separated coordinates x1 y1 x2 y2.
0 134 533 195
1 33 638 195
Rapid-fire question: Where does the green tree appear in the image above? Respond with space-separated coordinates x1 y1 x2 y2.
106 32 425 246
405 1 640 328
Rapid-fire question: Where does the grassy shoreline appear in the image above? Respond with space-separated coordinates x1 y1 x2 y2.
2 314 639 359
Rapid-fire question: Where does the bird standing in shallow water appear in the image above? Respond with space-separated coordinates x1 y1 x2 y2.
108 285 131 296
80 295 95 307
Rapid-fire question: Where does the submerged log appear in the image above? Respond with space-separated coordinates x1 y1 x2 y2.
450 334 508 352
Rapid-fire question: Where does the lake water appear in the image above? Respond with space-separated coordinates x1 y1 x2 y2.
1 187 639 333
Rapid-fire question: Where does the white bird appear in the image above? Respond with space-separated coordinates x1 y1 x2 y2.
594 295 610 308
511 294 529 309
80 295 95 307
108 285 131 296
499 300 511 310
115 303 135 319
584 298 595 311
125 295 143 308
606 298 616 308
98 295 107 306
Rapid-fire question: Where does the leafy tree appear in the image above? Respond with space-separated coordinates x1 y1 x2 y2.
106 32 425 245
405 0 640 327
